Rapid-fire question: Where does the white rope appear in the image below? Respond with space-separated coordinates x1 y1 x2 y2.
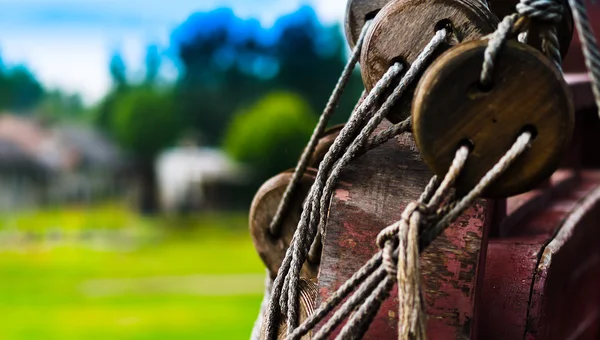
268 20 371 236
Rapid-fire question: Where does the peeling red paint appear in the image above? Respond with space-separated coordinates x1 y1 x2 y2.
335 189 351 202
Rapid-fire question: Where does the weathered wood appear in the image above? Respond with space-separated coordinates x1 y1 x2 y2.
317 121 494 339
360 0 498 123
344 0 391 48
413 40 575 198
478 171 600 339
250 169 319 280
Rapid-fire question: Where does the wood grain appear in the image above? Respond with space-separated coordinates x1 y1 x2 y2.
317 121 494 339
360 0 498 123
344 0 391 48
413 40 574 198
249 170 319 280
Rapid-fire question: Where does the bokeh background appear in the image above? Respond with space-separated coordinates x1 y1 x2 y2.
0 0 363 338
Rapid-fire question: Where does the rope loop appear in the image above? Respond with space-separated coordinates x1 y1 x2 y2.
382 241 398 278
376 201 427 249
516 0 564 24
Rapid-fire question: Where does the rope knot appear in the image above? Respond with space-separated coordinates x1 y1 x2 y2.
376 202 427 278
516 0 563 24
376 202 426 250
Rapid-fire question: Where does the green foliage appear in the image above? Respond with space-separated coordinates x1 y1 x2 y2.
224 92 316 180
110 87 180 159
109 52 128 89
37 90 90 122
173 7 363 146
0 65 44 112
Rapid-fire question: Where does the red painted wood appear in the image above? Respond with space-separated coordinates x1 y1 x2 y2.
317 122 494 339
562 75 600 168
478 171 600 340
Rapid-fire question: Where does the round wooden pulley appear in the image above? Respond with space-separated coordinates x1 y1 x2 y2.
344 0 391 48
250 124 345 279
360 0 499 123
412 39 574 198
250 169 319 280
487 0 573 58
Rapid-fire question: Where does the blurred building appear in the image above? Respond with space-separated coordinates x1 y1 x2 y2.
0 113 123 210
47 124 125 203
156 146 248 213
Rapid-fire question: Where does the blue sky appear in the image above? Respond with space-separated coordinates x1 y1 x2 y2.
0 0 346 104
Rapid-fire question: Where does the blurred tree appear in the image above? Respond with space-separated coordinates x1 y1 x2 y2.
224 92 315 181
96 51 129 131
110 87 180 213
38 90 88 122
145 45 161 85
0 65 44 112
109 52 128 90
270 7 363 115
171 6 363 147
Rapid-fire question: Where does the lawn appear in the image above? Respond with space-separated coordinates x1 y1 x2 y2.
0 204 266 339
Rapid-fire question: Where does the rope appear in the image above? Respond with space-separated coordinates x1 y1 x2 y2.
367 118 412 151
288 254 383 340
420 131 534 249
481 14 518 88
277 64 403 333
516 0 564 69
268 20 371 236
262 28 452 339
568 0 600 117
262 61 402 340
510 0 600 110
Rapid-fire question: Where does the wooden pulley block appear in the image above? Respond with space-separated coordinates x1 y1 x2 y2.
344 0 391 48
412 39 574 198
250 169 319 280
262 278 318 340
360 0 499 123
487 0 573 58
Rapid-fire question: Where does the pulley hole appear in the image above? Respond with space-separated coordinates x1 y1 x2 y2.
459 138 475 152
389 56 407 69
435 19 454 34
477 81 494 93
365 9 381 21
520 124 539 140
468 81 494 99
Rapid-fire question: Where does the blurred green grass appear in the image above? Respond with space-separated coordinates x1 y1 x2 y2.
0 204 265 339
